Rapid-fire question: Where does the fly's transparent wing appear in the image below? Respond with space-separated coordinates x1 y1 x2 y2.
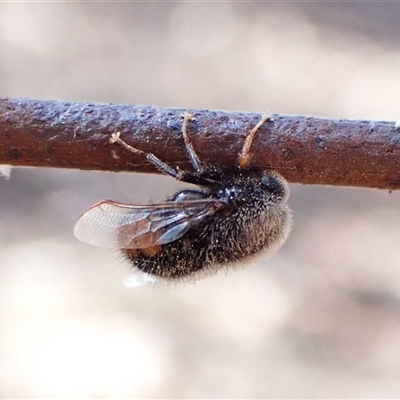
74 199 222 249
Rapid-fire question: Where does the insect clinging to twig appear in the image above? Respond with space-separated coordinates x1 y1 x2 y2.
74 112 292 286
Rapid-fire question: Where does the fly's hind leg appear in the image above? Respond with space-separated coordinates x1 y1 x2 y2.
110 112 203 180
110 132 180 179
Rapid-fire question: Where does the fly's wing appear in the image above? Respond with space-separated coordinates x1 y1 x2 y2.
74 199 222 249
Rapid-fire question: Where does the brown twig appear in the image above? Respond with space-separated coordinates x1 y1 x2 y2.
0 97 399 190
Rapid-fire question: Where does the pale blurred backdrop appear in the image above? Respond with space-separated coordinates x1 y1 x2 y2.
1 3 400 398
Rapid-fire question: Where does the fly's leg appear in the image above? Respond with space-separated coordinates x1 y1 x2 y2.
110 132 180 179
110 112 203 180
239 113 273 169
181 112 202 173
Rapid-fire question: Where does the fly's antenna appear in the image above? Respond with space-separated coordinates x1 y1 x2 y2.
239 113 273 169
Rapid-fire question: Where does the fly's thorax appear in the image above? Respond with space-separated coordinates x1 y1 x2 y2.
211 170 288 209
208 171 291 246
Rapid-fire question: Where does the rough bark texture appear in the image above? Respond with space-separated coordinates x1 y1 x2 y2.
0 97 399 189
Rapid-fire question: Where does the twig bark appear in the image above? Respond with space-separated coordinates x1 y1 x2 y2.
0 97 399 190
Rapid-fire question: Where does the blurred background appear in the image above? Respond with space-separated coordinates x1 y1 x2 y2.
1 2 400 398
